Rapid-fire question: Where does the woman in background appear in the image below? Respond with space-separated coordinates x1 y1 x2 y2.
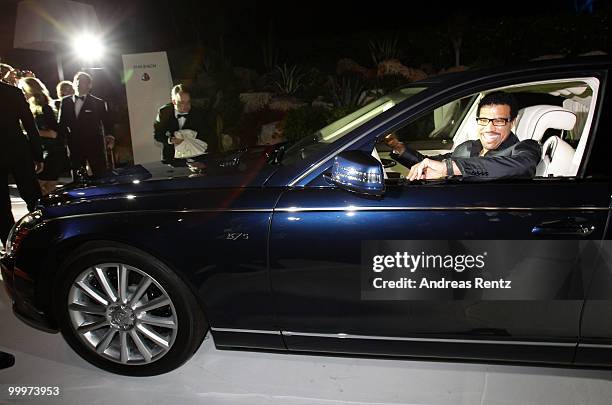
54 80 74 110
18 77 65 195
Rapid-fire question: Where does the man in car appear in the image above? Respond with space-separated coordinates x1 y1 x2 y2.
386 92 541 181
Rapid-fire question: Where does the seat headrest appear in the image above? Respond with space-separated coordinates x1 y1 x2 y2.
515 105 577 142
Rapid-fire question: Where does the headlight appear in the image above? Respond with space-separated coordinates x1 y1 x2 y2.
5 210 43 257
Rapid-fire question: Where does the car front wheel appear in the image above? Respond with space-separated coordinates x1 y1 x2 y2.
54 242 207 376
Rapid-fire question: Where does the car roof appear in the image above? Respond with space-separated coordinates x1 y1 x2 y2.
409 55 612 88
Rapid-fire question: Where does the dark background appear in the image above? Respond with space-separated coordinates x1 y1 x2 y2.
0 0 609 156
1 0 609 88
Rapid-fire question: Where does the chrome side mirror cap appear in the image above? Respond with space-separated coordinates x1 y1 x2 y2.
324 150 385 196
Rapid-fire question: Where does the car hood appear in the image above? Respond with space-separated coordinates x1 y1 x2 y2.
44 147 282 202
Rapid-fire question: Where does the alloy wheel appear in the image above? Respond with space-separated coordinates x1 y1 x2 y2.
67 263 178 365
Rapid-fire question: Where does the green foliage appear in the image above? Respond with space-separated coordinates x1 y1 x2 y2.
300 68 330 102
326 106 356 122
272 64 305 95
261 43 279 72
283 105 359 142
261 22 279 71
283 105 331 142
329 76 367 108
368 35 403 66
375 73 410 93
213 90 243 127
170 44 242 104
229 108 286 147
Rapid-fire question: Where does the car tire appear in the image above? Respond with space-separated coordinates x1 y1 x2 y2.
53 242 207 376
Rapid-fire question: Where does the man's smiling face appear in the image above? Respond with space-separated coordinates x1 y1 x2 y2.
477 104 514 152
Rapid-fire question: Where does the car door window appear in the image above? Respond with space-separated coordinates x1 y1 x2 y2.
376 77 601 181
376 95 476 179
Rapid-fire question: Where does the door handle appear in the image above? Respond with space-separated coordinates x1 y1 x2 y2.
531 223 595 237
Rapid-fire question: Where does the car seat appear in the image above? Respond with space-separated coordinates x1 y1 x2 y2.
513 105 576 177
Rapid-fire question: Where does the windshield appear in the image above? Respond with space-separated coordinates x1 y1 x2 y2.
281 86 427 165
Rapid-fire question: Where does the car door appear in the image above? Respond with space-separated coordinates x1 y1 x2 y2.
573 68 612 367
270 181 609 363
269 71 611 364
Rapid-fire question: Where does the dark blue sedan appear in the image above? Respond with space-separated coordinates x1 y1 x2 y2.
2 57 612 375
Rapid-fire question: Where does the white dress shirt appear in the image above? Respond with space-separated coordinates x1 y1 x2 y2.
168 110 188 144
175 110 187 130
74 94 87 117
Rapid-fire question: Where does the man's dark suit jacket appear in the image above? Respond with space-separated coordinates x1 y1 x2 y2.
0 82 43 243
58 94 111 176
393 133 542 180
0 82 42 165
153 103 216 164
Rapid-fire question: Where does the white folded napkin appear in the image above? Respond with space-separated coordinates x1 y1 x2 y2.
174 129 208 159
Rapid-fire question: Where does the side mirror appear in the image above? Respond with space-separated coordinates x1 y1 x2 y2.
324 150 385 196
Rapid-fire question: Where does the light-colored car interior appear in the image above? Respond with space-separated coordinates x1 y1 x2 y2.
513 105 578 177
377 78 599 180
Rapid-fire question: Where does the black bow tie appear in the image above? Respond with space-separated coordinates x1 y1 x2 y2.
177 113 188 118
75 95 85 101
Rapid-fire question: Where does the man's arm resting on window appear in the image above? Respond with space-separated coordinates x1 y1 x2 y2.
453 140 542 181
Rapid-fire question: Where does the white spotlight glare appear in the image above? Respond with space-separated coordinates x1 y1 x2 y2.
72 33 105 62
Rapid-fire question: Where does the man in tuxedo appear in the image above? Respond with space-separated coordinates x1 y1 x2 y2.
58 72 113 178
0 81 43 246
153 84 216 164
